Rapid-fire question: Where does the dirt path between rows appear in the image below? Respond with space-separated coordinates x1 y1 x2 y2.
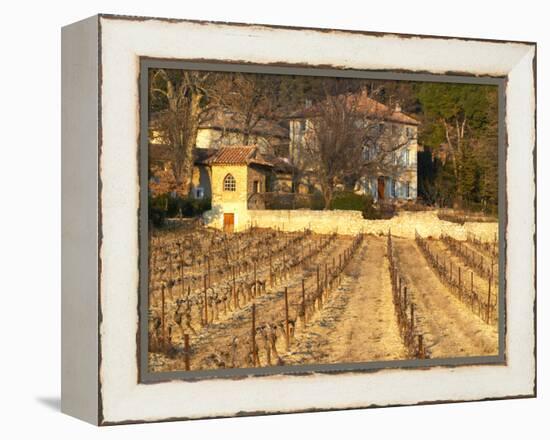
393 238 498 359
285 236 406 365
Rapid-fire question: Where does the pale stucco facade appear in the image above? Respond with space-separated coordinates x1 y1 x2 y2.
204 164 251 231
288 117 420 203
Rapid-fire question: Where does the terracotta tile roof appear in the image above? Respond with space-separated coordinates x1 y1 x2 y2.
289 90 420 126
204 146 255 164
202 146 274 168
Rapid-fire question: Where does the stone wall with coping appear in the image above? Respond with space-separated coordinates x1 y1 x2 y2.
244 209 498 241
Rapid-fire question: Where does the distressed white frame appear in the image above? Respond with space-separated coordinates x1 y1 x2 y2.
62 14 536 425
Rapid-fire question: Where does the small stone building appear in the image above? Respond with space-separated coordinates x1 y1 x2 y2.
201 146 274 232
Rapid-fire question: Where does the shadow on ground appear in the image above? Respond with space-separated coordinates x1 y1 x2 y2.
36 396 61 412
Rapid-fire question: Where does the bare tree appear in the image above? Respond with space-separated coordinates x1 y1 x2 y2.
300 87 413 208
150 69 222 195
216 73 283 146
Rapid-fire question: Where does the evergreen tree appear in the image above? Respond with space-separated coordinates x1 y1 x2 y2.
415 82 498 212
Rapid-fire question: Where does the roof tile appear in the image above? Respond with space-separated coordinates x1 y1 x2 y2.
204 146 259 165
289 90 420 126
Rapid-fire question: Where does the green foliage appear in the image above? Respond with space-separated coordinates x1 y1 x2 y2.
435 159 458 207
265 192 325 210
329 191 368 211
149 194 168 228
458 145 480 201
415 83 494 144
361 195 382 219
327 191 391 219
150 193 169 211
309 192 325 210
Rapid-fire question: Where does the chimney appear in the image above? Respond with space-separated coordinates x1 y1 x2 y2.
394 102 402 113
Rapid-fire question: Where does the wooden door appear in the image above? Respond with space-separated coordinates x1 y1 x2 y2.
223 213 235 233
377 176 385 200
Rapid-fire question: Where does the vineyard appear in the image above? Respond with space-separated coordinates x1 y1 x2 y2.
148 226 500 372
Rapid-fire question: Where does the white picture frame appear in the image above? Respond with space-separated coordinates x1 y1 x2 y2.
61 14 536 425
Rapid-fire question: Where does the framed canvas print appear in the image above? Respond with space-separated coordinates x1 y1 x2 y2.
61 14 536 425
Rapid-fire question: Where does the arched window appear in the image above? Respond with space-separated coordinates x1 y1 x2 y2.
223 174 236 191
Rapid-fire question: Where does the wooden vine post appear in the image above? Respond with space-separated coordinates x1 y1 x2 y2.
232 265 237 309
203 274 208 324
316 265 321 309
184 334 190 371
301 278 307 326
269 252 273 287
338 254 342 284
324 262 328 296
168 252 173 283
251 303 256 367
253 261 257 298
397 277 401 299
207 255 211 287
161 283 166 352
180 261 185 296
284 287 290 350
487 277 492 323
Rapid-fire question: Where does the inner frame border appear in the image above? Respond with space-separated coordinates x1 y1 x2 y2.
138 58 507 383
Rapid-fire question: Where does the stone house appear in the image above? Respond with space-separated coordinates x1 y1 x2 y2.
288 90 420 202
200 146 274 232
